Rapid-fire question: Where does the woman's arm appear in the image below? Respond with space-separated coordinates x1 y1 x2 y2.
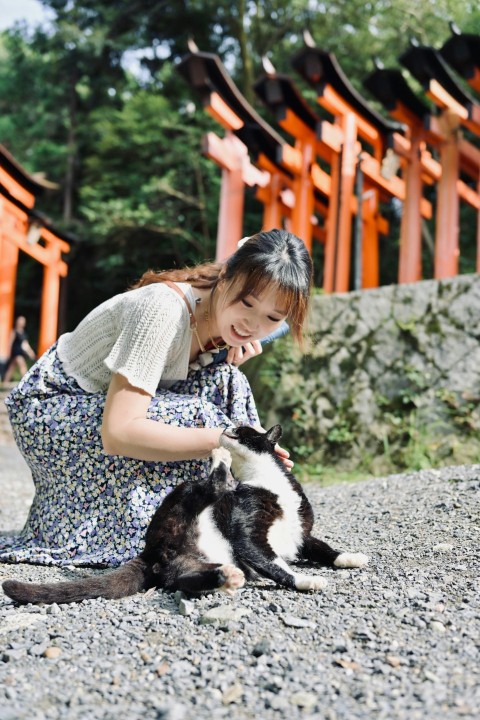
101 373 223 461
21 339 36 361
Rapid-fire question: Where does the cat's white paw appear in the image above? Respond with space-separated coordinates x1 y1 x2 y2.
334 552 369 569
295 574 328 591
219 564 245 595
211 447 232 470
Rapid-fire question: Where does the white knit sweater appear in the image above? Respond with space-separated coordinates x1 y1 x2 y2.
57 282 196 396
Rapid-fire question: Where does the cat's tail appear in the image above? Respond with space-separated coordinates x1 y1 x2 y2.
2 556 153 605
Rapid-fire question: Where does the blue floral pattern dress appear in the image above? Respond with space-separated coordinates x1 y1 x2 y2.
0 343 259 567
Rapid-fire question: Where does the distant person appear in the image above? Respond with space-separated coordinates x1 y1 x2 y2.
3 316 36 383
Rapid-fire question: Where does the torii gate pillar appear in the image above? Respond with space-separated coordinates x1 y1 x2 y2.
324 112 357 293
435 110 460 279
215 132 245 261
0 233 19 362
399 134 423 283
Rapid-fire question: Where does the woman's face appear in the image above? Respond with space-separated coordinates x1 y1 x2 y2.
215 283 288 347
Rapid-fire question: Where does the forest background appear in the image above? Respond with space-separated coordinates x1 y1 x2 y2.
1 0 479 476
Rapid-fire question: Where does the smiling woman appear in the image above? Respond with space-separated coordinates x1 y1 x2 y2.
1 229 313 568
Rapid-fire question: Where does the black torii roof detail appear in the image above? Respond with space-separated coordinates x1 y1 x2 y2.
176 50 291 175
440 30 480 82
253 73 321 135
399 44 475 109
291 46 403 136
363 67 430 121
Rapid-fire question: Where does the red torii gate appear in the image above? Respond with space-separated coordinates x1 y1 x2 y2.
365 61 480 279
254 57 432 291
290 39 434 292
178 42 417 290
0 145 72 364
178 33 480 291
202 132 270 261
177 44 323 257
400 42 480 277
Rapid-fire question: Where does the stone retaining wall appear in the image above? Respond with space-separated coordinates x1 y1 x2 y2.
254 274 480 473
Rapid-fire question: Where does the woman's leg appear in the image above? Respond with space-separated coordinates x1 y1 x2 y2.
3 356 23 383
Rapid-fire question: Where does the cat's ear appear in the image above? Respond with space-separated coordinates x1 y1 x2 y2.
266 425 282 444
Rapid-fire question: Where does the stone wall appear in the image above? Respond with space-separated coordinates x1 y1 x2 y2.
252 274 480 474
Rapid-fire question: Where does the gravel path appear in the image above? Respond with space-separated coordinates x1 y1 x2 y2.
0 438 479 719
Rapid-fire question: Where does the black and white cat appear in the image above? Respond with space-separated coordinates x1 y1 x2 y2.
2 425 368 605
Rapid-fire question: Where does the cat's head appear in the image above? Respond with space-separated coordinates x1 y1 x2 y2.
220 425 282 460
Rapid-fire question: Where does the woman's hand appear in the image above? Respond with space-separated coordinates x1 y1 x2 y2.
275 444 294 470
227 340 262 368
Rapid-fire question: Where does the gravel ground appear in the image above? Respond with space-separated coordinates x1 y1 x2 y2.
0 440 479 720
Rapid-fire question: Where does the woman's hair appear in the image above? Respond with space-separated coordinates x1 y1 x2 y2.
131 229 313 341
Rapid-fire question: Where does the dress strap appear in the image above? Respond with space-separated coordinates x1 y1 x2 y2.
164 281 196 329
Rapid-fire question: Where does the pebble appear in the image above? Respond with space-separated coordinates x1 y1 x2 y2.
290 691 317 709
221 683 243 704
43 646 62 659
178 599 195 616
433 543 454 552
252 638 272 656
267 696 290 710
199 605 251 624
46 603 61 615
281 614 316 629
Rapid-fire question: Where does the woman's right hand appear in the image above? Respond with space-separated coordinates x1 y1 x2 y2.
227 340 262 368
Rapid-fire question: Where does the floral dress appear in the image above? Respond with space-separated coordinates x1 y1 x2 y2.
0 343 259 567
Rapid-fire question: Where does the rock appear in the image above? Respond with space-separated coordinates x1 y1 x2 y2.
28 642 49 656
140 650 153 663
174 590 186 605
281 614 316 629
386 656 402 668
267 696 289 710
199 605 251 625
267 602 282 613
265 676 284 693
290 691 317 710
221 683 243 704
43 646 61 659
46 603 61 615
155 662 170 677
155 703 187 720
430 621 446 633
178 599 195 616
252 639 271 657
433 543 454 552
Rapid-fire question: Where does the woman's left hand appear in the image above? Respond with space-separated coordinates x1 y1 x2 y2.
275 444 294 470
227 340 262 368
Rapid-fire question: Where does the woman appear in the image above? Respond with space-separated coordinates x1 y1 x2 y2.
3 316 36 383
0 229 312 567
